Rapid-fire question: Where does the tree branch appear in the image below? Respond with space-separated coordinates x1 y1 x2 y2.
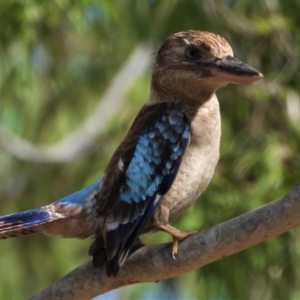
30 182 300 300
0 44 153 164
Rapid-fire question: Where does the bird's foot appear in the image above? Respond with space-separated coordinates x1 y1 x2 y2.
154 223 197 259
171 229 197 260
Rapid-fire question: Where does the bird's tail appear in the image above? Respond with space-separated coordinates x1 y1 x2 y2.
0 179 101 240
0 206 63 239
0 206 56 239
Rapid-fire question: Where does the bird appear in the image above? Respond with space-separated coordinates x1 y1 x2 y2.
0 30 262 276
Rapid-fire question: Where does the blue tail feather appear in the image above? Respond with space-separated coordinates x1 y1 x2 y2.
0 207 54 239
0 178 101 239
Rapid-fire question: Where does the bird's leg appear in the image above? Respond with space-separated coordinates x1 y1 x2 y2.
154 223 197 259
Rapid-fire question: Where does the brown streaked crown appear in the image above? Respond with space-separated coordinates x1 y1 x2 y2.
156 30 233 66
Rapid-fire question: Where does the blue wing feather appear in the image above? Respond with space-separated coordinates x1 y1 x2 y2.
96 103 190 275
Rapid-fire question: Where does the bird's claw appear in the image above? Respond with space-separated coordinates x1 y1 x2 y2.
172 251 177 261
172 239 179 260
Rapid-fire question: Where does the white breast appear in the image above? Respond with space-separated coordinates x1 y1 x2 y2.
154 95 221 224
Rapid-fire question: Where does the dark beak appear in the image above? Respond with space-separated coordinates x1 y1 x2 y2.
202 56 263 84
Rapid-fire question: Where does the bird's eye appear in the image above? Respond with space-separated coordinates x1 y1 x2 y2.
185 47 199 60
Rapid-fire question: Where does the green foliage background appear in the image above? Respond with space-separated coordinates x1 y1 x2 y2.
1 0 300 299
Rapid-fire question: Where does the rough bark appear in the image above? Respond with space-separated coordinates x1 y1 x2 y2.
31 183 300 300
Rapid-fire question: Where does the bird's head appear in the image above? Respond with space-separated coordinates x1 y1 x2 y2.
151 30 263 103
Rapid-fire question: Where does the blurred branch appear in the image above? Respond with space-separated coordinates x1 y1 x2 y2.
0 44 153 164
31 182 300 299
202 0 259 36
260 0 299 84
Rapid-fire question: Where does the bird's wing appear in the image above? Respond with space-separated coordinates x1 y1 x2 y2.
0 179 101 239
97 102 190 274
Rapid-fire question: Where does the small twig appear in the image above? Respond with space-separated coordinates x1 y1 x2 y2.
31 183 300 300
